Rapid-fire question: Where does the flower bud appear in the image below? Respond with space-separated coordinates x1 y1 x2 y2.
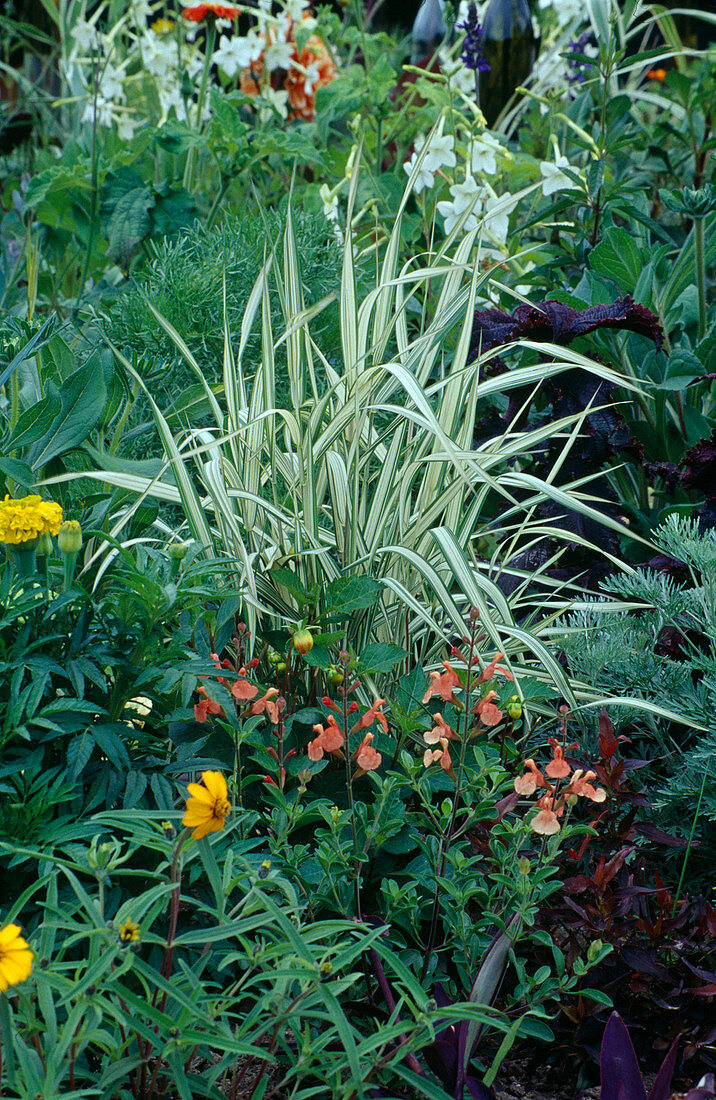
517 857 531 876
58 519 82 555
292 628 314 655
167 541 188 561
507 695 523 721
36 531 53 557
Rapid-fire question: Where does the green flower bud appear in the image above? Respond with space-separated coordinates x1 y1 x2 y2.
58 520 82 555
167 542 189 561
36 531 53 557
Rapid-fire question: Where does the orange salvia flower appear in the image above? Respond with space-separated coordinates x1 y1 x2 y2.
422 661 462 704
353 732 382 775
545 743 571 779
474 690 503 727
475 653 513 684
351 699 389 734
248 687 280 724
194 686 225 723
647 68 666 81
231 670 259 701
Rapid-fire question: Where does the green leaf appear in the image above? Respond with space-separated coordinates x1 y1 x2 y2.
100 167 156 267
325 575 383 613
24 354 107 469
358 643 407 673
590 227 644 292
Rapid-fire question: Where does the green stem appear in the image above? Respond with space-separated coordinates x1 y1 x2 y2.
694 216 707 342
183 21 216 192
672 762 709 913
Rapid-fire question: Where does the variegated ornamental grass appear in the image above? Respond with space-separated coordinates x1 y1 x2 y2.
48 138 688 727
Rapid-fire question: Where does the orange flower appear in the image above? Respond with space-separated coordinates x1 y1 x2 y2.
194 686 225 723
474 690 503 727
423 661 463 705
231 669 258 701
647 68 666 81
475 653 513 684
422 737 455 779
514 758 545 796
351 698 388 734
285 33 337 122
248 687 280 724
424 713 459 744
239 18 337 123
531 803 561 835
354 732 382 775
307 715 345 761
182 771 231 839
183 3 240 22
566 769 606 802
545 742 571 779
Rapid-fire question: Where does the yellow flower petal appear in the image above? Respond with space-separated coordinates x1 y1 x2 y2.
201 771 228 800
186 783 215 804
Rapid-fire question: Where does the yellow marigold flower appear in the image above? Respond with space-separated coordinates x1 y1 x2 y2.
182 771 231 839
0 923 34 992
118 919 141 945
0 495 63 546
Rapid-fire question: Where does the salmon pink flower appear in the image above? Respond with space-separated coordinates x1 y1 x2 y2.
514 758 545 796
422 661 463 704
475 652 513 684
353 732 382 775
307 715 345 761
422 737 455 778
545 742 571 779
474 690 503 726
231 669 259 701
567 769 606 802
194 686 225 723
351 699 389 734
424 713 459 744
248 687 280 723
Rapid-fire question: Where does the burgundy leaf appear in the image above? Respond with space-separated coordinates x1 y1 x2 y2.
469 296 664 364
647 1034 679 1100
600 1012 648 1100
635 823 689 847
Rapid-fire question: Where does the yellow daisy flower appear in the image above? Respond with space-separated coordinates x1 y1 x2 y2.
0 923 34 992
118 919 141 945
182 771 231 839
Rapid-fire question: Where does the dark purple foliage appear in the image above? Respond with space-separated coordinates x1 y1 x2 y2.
458 1 491 73
422 987 495 1100
680 429 716 528
599 1012 678 1100
468 297 664 365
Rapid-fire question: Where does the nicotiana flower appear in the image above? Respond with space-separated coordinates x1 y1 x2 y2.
438 48 478 95
213 32 263 77
470 130 503 175
480 187 518 244
437 175 482 235
403 127 457 193
540 154 582 196
71 19 99 53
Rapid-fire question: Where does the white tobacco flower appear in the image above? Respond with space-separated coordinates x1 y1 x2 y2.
471 131 503 175
319 183 339 222
71 19 99 52
82 95 114 127
403 151 435 194
424 131 456 173
116 113 139 141
540 154 581 196
213 33 262 77
437 175 482 235
265 39 295 72
481 188 518 243
537 0 583 28
284 0 311 18
437 49 476 95
258 86 289 120
99 62 125 101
